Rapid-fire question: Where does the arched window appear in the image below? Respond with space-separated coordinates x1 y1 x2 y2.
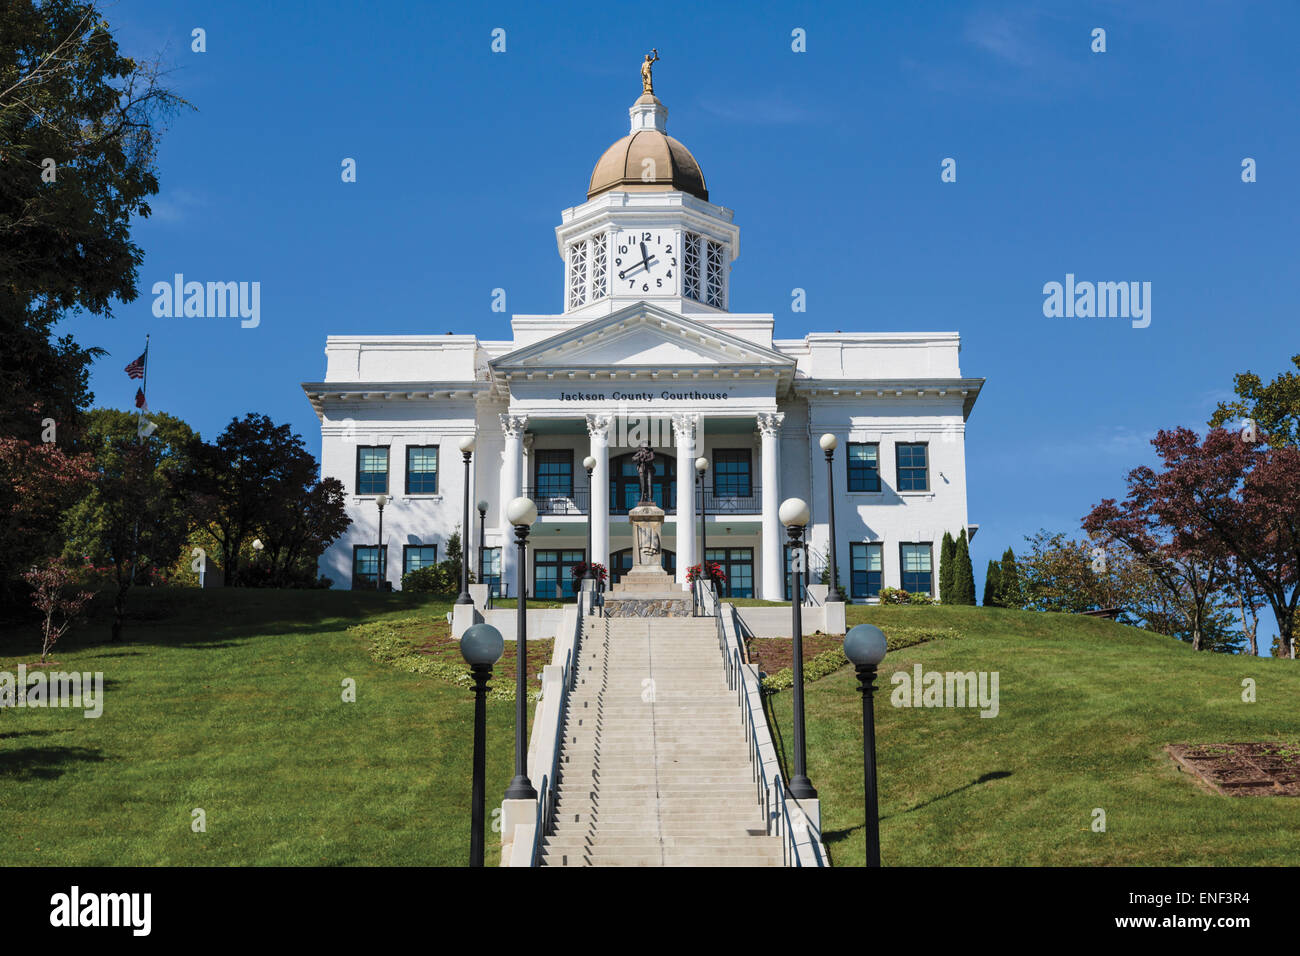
609 451 676 513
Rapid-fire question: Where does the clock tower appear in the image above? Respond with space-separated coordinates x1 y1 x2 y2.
556 71 740 319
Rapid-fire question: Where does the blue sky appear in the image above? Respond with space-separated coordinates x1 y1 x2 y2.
65 0 1298 640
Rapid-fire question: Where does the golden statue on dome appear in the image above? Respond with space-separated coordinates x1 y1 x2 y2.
641 49 659 94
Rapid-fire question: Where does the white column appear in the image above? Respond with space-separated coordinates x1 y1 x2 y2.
672 414 698 584
586 414 611 574
758 412 785 601
499 414 527 597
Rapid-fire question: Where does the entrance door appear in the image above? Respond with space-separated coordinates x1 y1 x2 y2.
534 549 585 600
704 546 754 598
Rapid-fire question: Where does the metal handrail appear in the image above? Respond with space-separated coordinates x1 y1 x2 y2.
529 632 578 867
712 593 799 866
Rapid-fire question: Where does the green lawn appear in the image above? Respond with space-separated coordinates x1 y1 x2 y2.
0 588 528 866
7 592 1295 866
765 604 1300 866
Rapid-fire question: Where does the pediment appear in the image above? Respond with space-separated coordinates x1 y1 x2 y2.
491 304 793 372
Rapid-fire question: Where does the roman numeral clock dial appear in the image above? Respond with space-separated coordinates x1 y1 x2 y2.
615 230 675 294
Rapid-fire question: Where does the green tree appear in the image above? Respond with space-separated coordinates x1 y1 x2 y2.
951 531 976 605
938 531 956 603
999 547 1023 609
0 2 185 598
1209 354 1300 449
61 408 194 639
183 413 347 586
983 560 1002 607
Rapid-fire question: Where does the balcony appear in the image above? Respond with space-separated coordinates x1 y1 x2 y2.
521 485 763 516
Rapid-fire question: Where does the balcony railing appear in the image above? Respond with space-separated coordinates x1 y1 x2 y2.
521 485 763 516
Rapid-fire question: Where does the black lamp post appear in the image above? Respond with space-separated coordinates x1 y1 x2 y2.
456 436 476 605
582 455 597 583
780 497 816 800
844 623 888 866
460 622 504 867
820 433 843 603
503 495 538 802
476 498 488 594
375 494 388 592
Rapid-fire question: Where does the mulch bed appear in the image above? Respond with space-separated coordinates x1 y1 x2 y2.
744 634 846 675
409 621 553 689
1167 743 1300 797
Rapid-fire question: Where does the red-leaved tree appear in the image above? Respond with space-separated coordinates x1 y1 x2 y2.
1142 427 1300 659
21 557 94 663
1083 465 1228 652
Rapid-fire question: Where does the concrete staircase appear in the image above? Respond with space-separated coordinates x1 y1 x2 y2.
539 616 785 866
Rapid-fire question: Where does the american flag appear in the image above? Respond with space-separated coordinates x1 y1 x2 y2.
124 351 147 379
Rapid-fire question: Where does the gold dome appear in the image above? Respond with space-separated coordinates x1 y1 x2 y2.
587 94 708 201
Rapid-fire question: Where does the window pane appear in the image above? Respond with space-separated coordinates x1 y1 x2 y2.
406 446 438 494
535 451 573 498
353 545 387 585
712 449 752 496
358 447 388 495
897 443 929 492
403 545 438 574
847 443 880 492
479 547 502 598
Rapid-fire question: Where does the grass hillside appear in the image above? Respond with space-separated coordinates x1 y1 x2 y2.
765 604 1300 866
0 589 523 866
3 591 1295 866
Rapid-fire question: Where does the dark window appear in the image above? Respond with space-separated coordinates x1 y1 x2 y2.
900 543 933 596
403 545 438 576
357 447 389 495
405 446 439 494
896 443 929 492
851 542 883 599
712 449 752 497
352 545 388 587
782 544 805 601
534 549 585 600
480 547 502 598
704 546 754 599
847 443 880 492
534 450 574 498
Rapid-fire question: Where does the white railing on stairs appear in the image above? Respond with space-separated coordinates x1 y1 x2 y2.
503 603 582 867
712 586 828 867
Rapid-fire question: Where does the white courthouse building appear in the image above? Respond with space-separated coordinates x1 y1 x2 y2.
304 85 983 602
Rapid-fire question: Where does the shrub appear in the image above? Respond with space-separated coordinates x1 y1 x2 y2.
951 531 976 605
939 532 956 602
877 587 935 605
983 560 1002 606
401 559 470 595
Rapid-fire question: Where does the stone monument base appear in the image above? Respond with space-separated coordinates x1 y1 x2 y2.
610 501 685 598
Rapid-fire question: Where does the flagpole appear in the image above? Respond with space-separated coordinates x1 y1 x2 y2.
138 334 149 446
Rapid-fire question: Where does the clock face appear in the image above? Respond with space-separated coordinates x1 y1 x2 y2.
614 230 676 295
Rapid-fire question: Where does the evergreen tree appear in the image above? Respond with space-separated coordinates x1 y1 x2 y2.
999 547 1023 608
938 531 956 603
983 560 1002 606
952 531 976 605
